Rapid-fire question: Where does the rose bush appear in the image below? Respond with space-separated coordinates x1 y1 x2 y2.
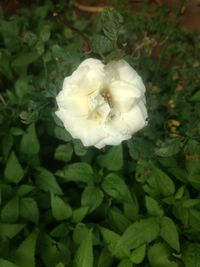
56 58 148 148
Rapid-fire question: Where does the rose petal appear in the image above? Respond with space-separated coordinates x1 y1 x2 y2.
106 60 146 93
56 109 108 147
70 59 105 95
109 80 142 113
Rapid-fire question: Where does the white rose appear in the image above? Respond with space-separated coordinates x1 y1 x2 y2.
55 58 148 149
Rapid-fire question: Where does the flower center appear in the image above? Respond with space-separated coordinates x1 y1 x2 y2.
88 89 113 122
100 89 113 108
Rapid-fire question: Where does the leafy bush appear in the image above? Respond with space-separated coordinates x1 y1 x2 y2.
0 1 200 267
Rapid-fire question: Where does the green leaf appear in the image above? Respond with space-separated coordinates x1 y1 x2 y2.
61 163 93 183
4 151 24 184
102 173 132 203
98 248 113 267
20 124 40 155
145 196 163 217
18 185 35 196
148 242 178 267
117 259 133 267
20 197 39 224
100 227 128 258
55 263 65 267
38 233 70 267
102 8 123 41
190 90 200 102
1 196 19 223
155 139 181 157
146 163 175 196
54 143 73 162
12 52 39 73
81 185 104 212
160 216 180 252
54 126 72 142
97 145 123 171
0 224 24 239
35 168 63 195
40 25 51 42
0 51 13 80
14 231 38 267
72 207 89 223
100 227 120 254
74 229 93 267
73 224 90 245
108 208 130 233
51 194 72 221
0 259 19 267
182 243 200 267
130 244 146 264
115 217 160 252
73 140 87 156
2 133 14 158
50 223 69 238
92 35 115 54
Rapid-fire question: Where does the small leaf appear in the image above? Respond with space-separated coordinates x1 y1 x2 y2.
20 197 39 224
54 126 72 142
155 139 181 157
117 259 133 267
4 151 24 184
54 143 73 162
81 185 104 212
73 139 87 156
100 227 128 258
35 168 63 195
0 259 19 267
115 217 160 252
61 163 93 183
147 163 175 196
12 52 38 68
14 231 38 267
73 224 90 245
102 8 123 41
102 173 132 203
55 263 65 267
145 196 163 217
74 229 93 267
190 90 200 102
1 196 19 223
98 248 113 267
0 224 24 240
108 208 130 232
160 216 180 252
130 244 146 264
51 194 72 221
182 243 200 267
97 145 123 171
148 242 178 267
72 207 89 223
92 35 115 54
20 124 40 155
18 185 35 196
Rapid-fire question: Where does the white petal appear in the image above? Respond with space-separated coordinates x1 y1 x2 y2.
79 58 104 69
70 58 105 95
56 110 108 147
103 116 132 146
109 80 142 112
106 60 146 93
122 102 148 134
56 94 89 117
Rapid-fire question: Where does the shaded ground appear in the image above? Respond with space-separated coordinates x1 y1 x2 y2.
1 0 200 33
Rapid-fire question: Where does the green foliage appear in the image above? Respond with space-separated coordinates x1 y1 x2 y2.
0 1 200 266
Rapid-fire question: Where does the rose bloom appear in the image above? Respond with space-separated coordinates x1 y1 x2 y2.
56 58 148 149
